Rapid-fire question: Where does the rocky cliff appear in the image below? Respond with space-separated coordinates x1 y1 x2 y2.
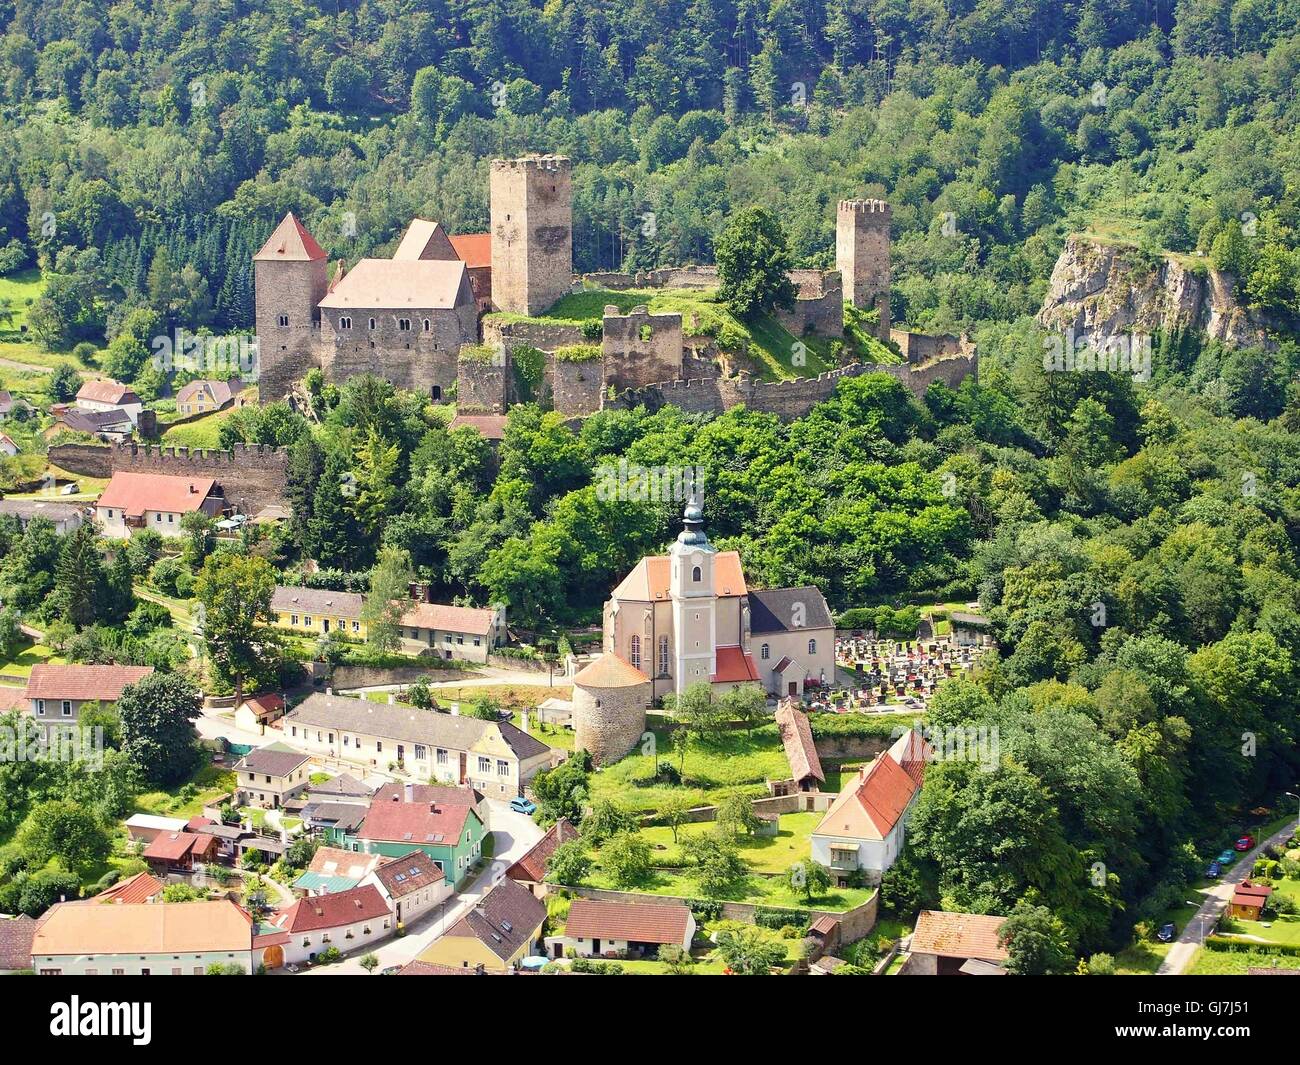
1037 234 1278 350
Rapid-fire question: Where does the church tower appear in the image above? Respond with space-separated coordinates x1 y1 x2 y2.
669 499 717 695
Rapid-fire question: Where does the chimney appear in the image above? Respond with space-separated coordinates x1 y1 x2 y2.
404 781 414 803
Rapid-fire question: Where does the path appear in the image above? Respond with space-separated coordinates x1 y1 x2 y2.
1156 818 1298 975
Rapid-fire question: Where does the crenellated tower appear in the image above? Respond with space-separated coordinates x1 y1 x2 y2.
489 155 572 316
836 198 892 340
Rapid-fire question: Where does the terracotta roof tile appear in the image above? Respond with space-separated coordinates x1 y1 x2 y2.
910 910 1009 962
358 798 474 847
563 900 691 945
372 850 445 898
93 871 163 905
399 601 497 635
33 900 253 956
318 258 468 310
25 663 152 701
775 702 825 784
573 653 650 688
506 817 578 883
97 471 218 518
273 885 390 933
254 212 327 262
710 646 760 684
612 551 748 601
449 233 492 269
76 379 138 405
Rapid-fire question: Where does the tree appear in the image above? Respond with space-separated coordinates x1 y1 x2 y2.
998 901 1073 975
545 838 591 885
15 799 111 874
682 831 747 897
582 799 638 845
194 553 277 705
180 511 215 571
47 363 83 403
117 671 202 786
783 860 833 903
721 684 767 735
665 682 728 744
601 831 652 889
715 207 796 318
657 943 695 974
362 545 412 652
360 953 380 974
54 524 105 628
716 790 761 837
659 792 697 844
715 924 785 975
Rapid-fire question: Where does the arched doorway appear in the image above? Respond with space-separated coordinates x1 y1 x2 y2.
262 944 284 970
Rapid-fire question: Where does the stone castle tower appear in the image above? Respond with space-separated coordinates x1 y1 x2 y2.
836 199 892 340
489 155 572 316
253 213 328 400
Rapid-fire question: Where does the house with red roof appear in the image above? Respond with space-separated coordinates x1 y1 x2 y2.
347 790 487 889
141 830 220 875
25 663 153 736
398 600 506 662
810 727 931 885
548 899 695 960
362 850 452 926
95 470 226 539
269 884 393 965
506 817 579 897
1228 881 1274 920
906 910 1009 975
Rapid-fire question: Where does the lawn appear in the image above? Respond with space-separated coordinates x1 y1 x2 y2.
0 269 45 336
1187 947 1300 975
132 764 237 819
587 723 791 813
161 406 239 448
9 470 110 501
0 638 65 679
637 811 824 875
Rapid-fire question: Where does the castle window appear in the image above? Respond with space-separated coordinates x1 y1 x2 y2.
659 637 669 675
630 635 641 670
398 318 411 331
277 315 289 327
339 317 352 330
368 318 376 330
761 644 770 660
423 319 431 332
431 385 442 401
639 324 653 341
808 638 817 655
691 566 702 583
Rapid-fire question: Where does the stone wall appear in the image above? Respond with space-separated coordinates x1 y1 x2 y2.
255 257 329 401
889 329 974 365
779 270 845 337
601 305 684 389
48 441 291 514
836 199 892 339
481 318 587 351
551 356 605 416
457 350 510 412
573 679 648 766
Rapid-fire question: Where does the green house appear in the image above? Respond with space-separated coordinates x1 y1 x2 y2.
343 798 486 889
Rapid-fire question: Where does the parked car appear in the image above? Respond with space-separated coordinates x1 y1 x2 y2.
381 965 403 976
1217 849 1236 865
1157 923 1176 943
509 796 537 815
1206 861 1222 878
1234 835 1255 851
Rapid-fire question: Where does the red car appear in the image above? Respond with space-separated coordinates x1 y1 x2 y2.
1234 835 1255 851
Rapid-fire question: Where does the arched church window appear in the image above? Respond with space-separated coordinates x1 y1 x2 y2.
691 566 702 583
658 637 669 675
761 644 770 660
630 635 641 670
808 638 817 655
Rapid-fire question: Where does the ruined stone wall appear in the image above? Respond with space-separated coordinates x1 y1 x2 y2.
481 318 586 351
456 350 509 412
551 356 605 417
600 305 684 389
779 269 845 337
49 442 291 513
889 329 974 365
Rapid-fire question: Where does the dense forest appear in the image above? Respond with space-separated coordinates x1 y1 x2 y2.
0 0 1298 353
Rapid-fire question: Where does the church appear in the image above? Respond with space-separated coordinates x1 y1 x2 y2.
573 501 836 764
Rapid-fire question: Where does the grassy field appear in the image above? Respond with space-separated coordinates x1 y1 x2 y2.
487 286 847 380
588 723 791 812
1187 947 1300 975
161 406 239 448
636 811 824 875
0 269 44 336
0 638 65 679
132 764 237 819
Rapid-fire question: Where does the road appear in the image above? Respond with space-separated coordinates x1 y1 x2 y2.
296 799 544 975
1156 818 1298 975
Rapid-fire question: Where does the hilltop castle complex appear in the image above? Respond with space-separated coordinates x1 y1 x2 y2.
253 155 975 421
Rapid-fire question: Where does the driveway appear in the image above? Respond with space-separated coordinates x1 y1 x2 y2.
1156 818 1298 975
296 799 545 975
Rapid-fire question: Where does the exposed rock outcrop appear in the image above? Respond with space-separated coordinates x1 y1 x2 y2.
1037 234 1279 350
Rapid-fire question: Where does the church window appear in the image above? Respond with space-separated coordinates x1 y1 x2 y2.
761 644 770 660
398 318 411 331
808 638 817 655
339 316 351 330
658 637 669 675
277 315 289 327
691 566 702 583
644 614 652 634
630 635 641 670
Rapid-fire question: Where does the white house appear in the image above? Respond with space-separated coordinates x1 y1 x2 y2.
362 850 452 928
268 884 393 966
95 470 226 539
75 379 143 424
547 899 695 960
0 499 85 534
810 728 930 886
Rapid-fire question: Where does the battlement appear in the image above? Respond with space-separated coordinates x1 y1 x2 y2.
492 154 570 173
839 199 892 221
113 441 288 465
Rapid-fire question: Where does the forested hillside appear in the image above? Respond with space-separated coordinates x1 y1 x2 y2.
1 0 1298 351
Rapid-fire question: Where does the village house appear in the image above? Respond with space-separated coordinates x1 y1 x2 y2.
0 432 17 456
232 742 312 808
75 379 143 424
905 910 1010 975
95 470 226 539
344 785 486 889
124 813 188 845
233 692 286 734
92 871 164 905
548 899 696 960
362 850 452 926
775 700 826 792
31 899 256 976
416 877 546 973
49 405 135 441
141 830 220 876
282 692 554 800
506 817 579 897
25 663 152 736
399 601 507 662
268 884 393 966
292 847 380 896
0 498 86 534
270 585 365 638
175 377 245 415
810 727 930 886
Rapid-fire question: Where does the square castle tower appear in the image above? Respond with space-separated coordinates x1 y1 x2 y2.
836 198 892 340
489 155 572 317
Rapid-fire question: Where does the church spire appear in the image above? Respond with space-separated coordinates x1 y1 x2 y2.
676 496 712 549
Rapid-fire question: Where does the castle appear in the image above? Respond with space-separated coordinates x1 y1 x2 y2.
253 154 975 420
572 501 837 765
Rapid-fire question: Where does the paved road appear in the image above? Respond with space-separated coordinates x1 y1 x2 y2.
1156 819 1298 975
296 799 544 975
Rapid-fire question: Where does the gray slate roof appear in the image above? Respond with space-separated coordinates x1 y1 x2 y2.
235 743 310 777
271 585 364 618
286 692 550 762
749 586 835 634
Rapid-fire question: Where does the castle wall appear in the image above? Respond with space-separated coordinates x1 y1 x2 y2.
552 357 604 416
481 318 586 351
779 270 845 338
457 352 509 412
600 305 683 390
490 156 572 316
573 679 649 766
48 442 290 514
889 329 974 365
